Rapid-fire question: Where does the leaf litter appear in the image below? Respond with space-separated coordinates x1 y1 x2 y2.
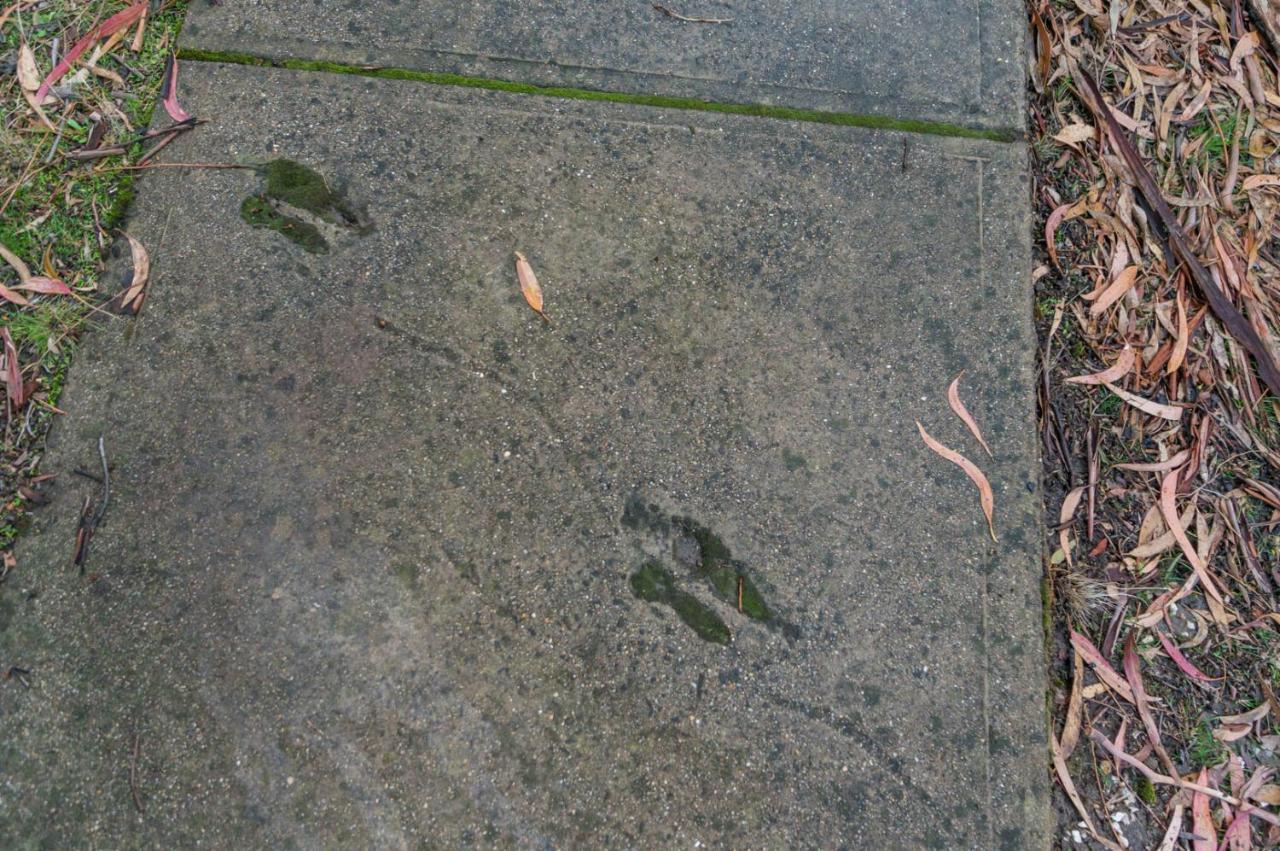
1034 0 1280 847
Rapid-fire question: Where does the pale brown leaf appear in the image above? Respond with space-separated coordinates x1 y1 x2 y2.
1167 291 1188 375
0 283 29 306
1087 265 1139 315
1160 470 1225 604
114 233 150 316
1104 382 1183 420
1065 347 1135 384
1114 449 1190 472
1060 645 1085 758
0 240 31 282
17 43 40 93
916 421 996 542
1052 732 1123 851
1156 805 1184 851
1054 123 1097 146
1059 486 1085 567
1251 785 1280 806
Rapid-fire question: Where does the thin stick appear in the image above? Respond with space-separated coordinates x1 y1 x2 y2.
113 161 253 172
653 4 732 23
92 435 110 530
129 731 144 813
137 129 181 165
64 119 203 160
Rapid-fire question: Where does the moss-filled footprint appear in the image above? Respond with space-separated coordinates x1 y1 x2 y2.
630 561 731 645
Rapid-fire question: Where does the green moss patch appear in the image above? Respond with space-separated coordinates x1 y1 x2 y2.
240 195 328 254
263 159 337 219
673 516 772 621
237 159 364 253
630 561 730 645
260 159 356 223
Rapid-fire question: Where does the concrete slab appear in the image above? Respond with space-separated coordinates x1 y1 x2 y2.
0 63 1047 848
180 0 1026 134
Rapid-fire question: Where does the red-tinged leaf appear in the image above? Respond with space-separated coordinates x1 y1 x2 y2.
1045 199 1085 269
916 420 996 541
35 1 148 102
160 54 192 123
1156 629 1221 683
1065 347 1135 385
15 276 72 295
946 371 992 457
1223 808 1253 851
0 282 29 306
1089 729 1280 829
1069 629 1134 703
1124 632 1177 776
1192 768 1217 851
2 328 23 410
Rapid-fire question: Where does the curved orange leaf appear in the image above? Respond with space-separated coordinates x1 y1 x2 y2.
946 371 992 457
514 251 547 320
916 421 996 542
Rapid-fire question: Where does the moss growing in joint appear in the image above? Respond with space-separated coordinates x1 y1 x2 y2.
177 48 1019 143
631 561 730 645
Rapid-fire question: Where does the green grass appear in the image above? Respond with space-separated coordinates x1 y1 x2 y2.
1187 718 1227 768
1094 390 1121 417
0 0 188 550
176 47 1021 143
